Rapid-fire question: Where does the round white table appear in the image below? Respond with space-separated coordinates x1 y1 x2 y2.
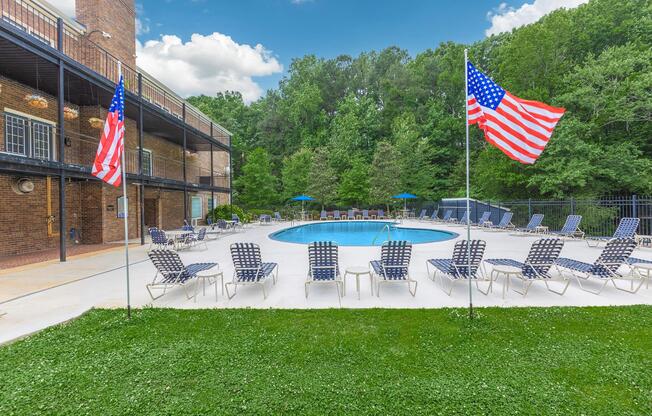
344 266 373 299
491 264 522 298
194 268 224 302
629 263 652 292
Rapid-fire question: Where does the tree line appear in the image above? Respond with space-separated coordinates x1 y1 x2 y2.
188 0 652 209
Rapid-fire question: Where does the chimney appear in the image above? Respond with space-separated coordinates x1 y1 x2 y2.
75 0 136 68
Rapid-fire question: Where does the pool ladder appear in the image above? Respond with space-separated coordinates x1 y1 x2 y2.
372 224 392 245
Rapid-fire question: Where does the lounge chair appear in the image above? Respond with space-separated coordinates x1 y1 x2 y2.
586 217 640 247
227 243 279 299
426 240 488 295
333 210 341 220
370 241 417 296
259 214 272 225
306 241 343 304
147 250 218 300
232 214 245 231
362 209 370 220
417 209 427 221
377 209 385 219
451 211 469 226
149 227 174 250
439 209 453 223
486 212 514 231
273 212 285 222
473 211 492 227
185 227 208 250
320 210 328 220
428 209 440 221
555 238 638 294
550 215 584 239
347 209 355 220
484 238 568 296
511 214 544 235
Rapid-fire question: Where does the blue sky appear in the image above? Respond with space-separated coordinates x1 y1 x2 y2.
126 0 587 101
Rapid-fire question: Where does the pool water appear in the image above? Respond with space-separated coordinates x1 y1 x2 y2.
269 221 457 246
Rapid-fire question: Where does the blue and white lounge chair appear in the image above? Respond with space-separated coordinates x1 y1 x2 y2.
377 209 385 219
333 210 341 220
555 238 638 294
147 250 218 300
428 209 440 221
440 209 453 223
227 243 278 299
451 211 469 226
259 214 272 225
273 212 285 222
473 211 492 227
487 212 514 231
511 214 544 234
550 215 584 239
417 209 427 221
185 227 208 250
370 241 417 297
362 209 370 220
347 209 355 220
426 240 488 295
320 210 328 221
149 227 174 250
306 241 342 304
485 238 568 296
586 217 640 247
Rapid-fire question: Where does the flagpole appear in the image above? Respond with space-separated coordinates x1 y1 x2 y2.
464 49 473 319
118 61 131 319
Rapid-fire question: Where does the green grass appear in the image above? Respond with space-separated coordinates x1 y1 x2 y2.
1 307 651 415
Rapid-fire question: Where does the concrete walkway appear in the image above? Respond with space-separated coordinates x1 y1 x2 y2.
1 220 651 344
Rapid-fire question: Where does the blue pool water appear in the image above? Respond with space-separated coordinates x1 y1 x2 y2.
269 221 457 246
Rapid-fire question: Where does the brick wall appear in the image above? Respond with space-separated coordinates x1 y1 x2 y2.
101 183 140 242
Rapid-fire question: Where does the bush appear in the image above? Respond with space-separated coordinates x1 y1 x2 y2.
208 204 252 223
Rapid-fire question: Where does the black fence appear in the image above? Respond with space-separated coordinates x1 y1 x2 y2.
432 196 652 237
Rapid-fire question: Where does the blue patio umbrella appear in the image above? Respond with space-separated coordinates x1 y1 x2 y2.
392 193 418 211
291 195 315 219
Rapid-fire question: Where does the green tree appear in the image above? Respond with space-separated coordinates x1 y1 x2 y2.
281 148 313 200
308 148 338 210
369 141 401 210
338 158 370 206
234 148 278 208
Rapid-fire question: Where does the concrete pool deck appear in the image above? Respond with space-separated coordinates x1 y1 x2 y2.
1 219 651 344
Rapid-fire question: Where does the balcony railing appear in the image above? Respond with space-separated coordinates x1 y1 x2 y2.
1 0 231 147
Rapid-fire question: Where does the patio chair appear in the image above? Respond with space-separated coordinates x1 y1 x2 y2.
273 212 285 222
347 209 355 220
232 214 245 231
306 241 343 304
259 214 272 225
149 227 174 250
439 209 453 223
473 211 492 227
147 250 218 300
426 240 488 296
451 211 469 226
486 212 514 231
227 243 279 299
377 209 386 219
370 241 417 297
320 210 328 220
484 238 568 296
362 209 370 220
185 227 208 251
428 209 440 221
417 209 427 221
550 215 584 239
555 238 638 294
586 217 639 247
333 210 341 220
511 214 544 235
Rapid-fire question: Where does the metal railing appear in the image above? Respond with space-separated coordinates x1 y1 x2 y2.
0 0 230 147
435 196 652 237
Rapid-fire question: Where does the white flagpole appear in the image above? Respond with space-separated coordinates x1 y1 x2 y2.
464 49 473 319
118 61 131 319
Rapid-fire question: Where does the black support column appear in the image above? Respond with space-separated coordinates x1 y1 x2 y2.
138 73 145 244
210 131 214 218
182 104 188 222
57 19 66 262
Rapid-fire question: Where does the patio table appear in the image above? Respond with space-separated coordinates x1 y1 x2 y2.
194 268 224 302
490 264 521 298
344 266 373 299
630 263 652 291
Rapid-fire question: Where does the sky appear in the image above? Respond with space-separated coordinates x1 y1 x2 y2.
49 0 588 103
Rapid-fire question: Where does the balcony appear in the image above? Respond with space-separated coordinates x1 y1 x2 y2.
0 0 230 148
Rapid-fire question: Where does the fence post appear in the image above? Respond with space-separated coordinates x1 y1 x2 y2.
528 198 532 219
570 197 575 215
632 194 638 218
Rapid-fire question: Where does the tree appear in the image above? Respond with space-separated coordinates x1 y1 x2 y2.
234 148 278 208
281 148 313 200
369 141 401 210
308 148 338 210
338 158 370 206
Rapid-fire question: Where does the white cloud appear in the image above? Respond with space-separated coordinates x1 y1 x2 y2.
136 18 150 35
47 0 75 17
136 33 283 103
486 0 588 36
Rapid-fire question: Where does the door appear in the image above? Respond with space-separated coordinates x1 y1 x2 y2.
144 198 159 228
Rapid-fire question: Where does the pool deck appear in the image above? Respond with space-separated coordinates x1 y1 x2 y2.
1 219 652 344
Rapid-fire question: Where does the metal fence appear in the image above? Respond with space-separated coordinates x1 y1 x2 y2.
434 196 652 237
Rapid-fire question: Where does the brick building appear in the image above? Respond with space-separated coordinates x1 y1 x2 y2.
0 0 231 260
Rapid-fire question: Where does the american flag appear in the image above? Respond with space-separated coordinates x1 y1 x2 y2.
92 75 125 186
467 62 565 164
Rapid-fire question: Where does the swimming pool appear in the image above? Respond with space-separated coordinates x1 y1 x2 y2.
269 221 457 246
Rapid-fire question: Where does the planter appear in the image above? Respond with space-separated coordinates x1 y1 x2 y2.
63 106 79 120
25 94 48 109
88 117 104 129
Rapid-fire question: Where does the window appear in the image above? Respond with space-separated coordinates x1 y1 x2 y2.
4 114 28 156
141 149 153 176
3 112 54 160
117 196 127 219
191 196 203 220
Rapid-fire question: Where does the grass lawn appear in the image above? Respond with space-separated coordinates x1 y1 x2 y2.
1 307 651 415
